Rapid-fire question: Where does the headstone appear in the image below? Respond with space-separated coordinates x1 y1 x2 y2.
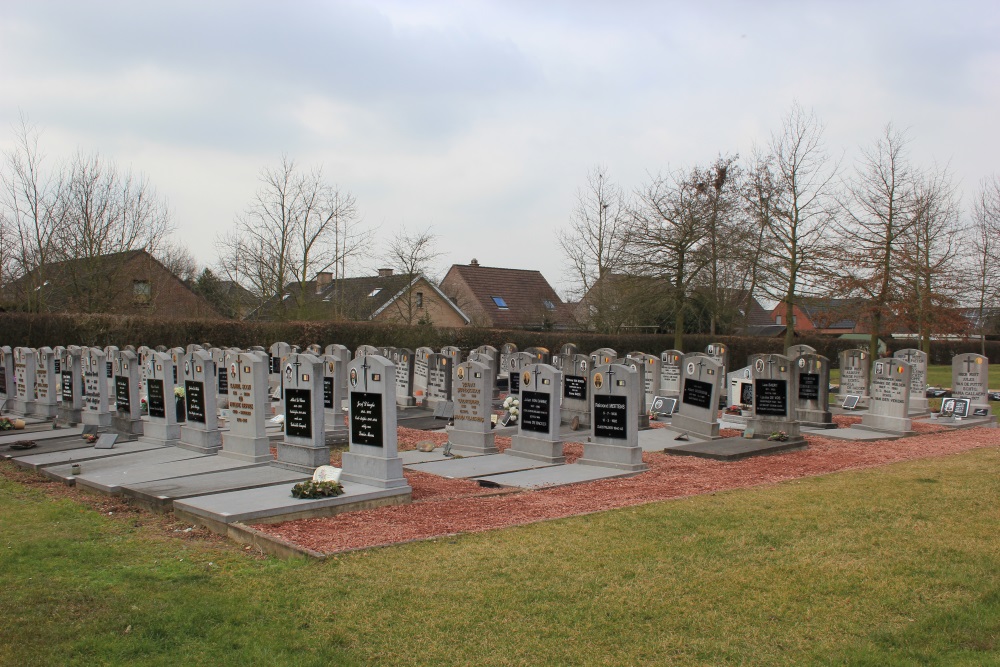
471 345 500 388
11 347 37 416
837 349 871 408
786 344 817 360
590 348 618 367
321 353 347 438
141 351 182 447
274 353 328 472
559 343 579 358
178 350 222 454
507 352 535 396
727 365 753 409
523 347 551 365
220 350 272 462
424 353 453 407
659 350 684 397
746 353 803 442
341 355 410 491
634 353 661 408
860 358 913 434
212 348 230 408
103 345 119 404
560 354 591 428
671 353 722 439
951 353 991 416
792 353 833 428
705 342 730 408
269 342 292 398
0 346 13 403
305 343 322 355
894 349 930 415
499 343 518 378
33 347 59 418
621 356 651 428
136 346 151 399
324 344 352 398
112 349 144 436
355 345 379 359
448 360 498 455
506 363 564 463
413 346 433 404
82 347 112 428
392 348 416 407
58 346 84 425
441 346 463 385
577 363 646 472
379 346 397 360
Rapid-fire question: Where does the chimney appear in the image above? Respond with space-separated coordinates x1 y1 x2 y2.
377 268 394 277
315 271 332 293
470 258 479 267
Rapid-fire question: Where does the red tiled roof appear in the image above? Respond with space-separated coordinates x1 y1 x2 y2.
440 264 574 329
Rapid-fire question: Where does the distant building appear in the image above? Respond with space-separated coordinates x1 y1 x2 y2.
439 260 575 330
769 298 867 335
3 249 225 319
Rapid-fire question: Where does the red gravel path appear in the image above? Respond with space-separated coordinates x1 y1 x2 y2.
257 424 1000 554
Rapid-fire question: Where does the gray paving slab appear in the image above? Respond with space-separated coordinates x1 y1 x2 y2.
42 447 207 484
1 436 91 459
404 453 556 478
664 436 807 461
476 463 642 489
638 427 709 451
809 426 906 441
11 440 165 470
123 465 309 510
0 426 80 445
174 478 410 526
399 449 484 465
74 454 269 495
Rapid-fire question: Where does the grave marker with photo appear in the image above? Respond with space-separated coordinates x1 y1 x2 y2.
12 347 37 416
837 349 871 408
506 363 565 464
448 359 498 455
274 352 329 472
58 346 84 425
82 347 112 428
659 350 683 397
951 353 992 418
178 350 222 454
141 351 182 447
894 348 930 415
792 353 833 428
577 363 647 472
860 358 913 434
560 354 591 428
33 347 59 418
112 349 144 436
671 353 722 439
219 350 272 462
745 353 803 443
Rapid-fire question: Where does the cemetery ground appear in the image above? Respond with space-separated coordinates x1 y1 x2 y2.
3 435 1000 664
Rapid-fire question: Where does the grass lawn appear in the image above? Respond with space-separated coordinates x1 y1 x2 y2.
3 448 1000 666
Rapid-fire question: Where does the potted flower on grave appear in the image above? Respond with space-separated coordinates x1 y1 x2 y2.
140 397 148 414
174 386 186 422
0 417 13 431
502 396 519 424
767 431 788 442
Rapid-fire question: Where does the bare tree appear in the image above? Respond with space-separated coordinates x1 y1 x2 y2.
383 226 443 325
969 175 1000 354
156 239 200 283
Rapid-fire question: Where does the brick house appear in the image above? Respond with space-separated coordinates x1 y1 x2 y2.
769 298 865 335
3 249 225 319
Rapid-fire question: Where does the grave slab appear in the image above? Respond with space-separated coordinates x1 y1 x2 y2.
74 454 269 495
799 425 899 441
174 479 411 531
0 426 82 445
663 436 807 461
476 463 642 489
404 453 556 478
1 433 90 459
11 439 165 470
638 427 710 451
122 465 309 512
399 449 483 465
41 447 207 484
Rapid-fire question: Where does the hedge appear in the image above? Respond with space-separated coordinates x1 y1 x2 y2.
0 312 994 367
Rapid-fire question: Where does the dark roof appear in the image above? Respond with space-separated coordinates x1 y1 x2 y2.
441 263 574 329
744 324 787 337
797 297 864 330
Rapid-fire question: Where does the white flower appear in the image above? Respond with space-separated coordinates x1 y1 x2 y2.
503 396 513 408
510 407 519 416
512 399 519 407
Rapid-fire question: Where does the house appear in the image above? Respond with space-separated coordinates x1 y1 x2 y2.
3 249 225 319
252 268 469 326
439 260 575 330
769 298 866 335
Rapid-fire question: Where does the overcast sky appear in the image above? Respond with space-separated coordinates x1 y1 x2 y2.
2 1 998 297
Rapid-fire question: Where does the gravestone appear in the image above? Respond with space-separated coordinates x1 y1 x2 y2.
341 355 410 491
659 350 684 397
621 356 651 427
220 351 272 462
560 354 591 428
499 343 519 378
82 348 112 428
894 349 930 415
786 344 817 360
33 347 60 418
727 366 753 409
324 344 352 398
0 346 13 404
471 345 500 388
705 343 730 408
441 346 463 385
413 346 433 404
448 360 498 455
590 348 618 367
559 343 579 358
860 358 913 434
671 353 722 439
58 346 84 425
321 353 347 437
523 347 551 365
103 345 119 405
212 348 230 408
379 346 397 360
792 353 833 428
745 353 803 442
269 342 292 398
634 353 661 408
951 353 991 416
112 349 144 436
11 347 37 416
355 345 379 359
506 363 564 464
305 343 322 355
141 351 182 447
837 349 871 408
577 363 646 472
392 348 416 407
274 353 329 472
424 353 453 407
136 345 152 399
178 350 222 454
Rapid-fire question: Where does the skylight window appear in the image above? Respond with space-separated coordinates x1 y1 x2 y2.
368 288 383 297
491 296 508 309
542 299 555 311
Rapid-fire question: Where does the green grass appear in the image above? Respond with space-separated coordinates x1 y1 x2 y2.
3 449 1000 666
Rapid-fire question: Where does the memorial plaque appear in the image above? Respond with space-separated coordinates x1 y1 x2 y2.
351 392 383 447
106 361 113 378
323 377 334 409
953 398 970 418
185 380 206 423
217 367 229 395
520 390 551 434
740 382 754 406
798 373 820 401
61 371 73 401
973 407 990 417
147 379 166 418
509 371 521 394
754 379 788 417
284 388 313 438
650 396 676 416
594 394 628 439
115 376 131 415
843 395 860 410
682 379 713 410
53 358 61 374
270 355 280 374
564 375 587 401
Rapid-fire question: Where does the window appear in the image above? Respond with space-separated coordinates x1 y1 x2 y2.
368 288 383 297
791 315 797 325
416 291 424 308
491 296 508 309
775 315 782 325
542 299 555 311
133 280 151 305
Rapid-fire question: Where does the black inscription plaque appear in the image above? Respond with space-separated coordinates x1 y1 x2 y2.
953 398 970 418
53 358 61 373
270 355 280 374
509 371 520 394
323 377 334 409
115 376 131 414
217 368 229 395
682 378 713 410
740 382 754 406
754 379 788 417
798 373 820 401
185 380 206 423
61 371 73 401
520 390 551 434
594 394 628 439
106 361 113 378
351 391 383 447
564 375 587 401
0 365 6 394
285 388 312 438
147 379 166 418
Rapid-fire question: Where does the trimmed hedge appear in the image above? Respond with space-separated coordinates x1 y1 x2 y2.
0 312 994 367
